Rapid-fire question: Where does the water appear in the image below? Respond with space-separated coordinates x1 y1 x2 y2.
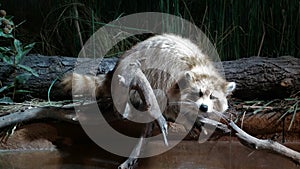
0 141 299 169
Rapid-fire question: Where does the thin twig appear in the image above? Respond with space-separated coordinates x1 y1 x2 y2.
252 100 275 114
242 105 276 110
241 111 246 129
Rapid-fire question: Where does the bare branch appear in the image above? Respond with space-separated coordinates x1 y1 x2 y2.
0 106 77 129
113 61 169 146
229 120 300 164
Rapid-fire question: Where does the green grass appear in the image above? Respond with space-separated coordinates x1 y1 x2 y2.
199 0 300 60
4 0 299 60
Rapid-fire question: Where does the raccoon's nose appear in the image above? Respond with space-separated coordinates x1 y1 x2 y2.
199 104 208 112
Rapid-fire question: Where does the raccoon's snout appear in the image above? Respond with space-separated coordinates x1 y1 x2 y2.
199 104 208 112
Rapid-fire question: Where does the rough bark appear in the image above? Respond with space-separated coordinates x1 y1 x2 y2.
0 54 299 100
223 56 300 99
0 54 117 101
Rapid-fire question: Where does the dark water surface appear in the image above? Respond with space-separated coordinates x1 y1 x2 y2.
0 141 299 169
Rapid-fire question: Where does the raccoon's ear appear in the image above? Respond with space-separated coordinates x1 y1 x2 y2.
226 82 236 94
184 71 194 81
177 71 194 89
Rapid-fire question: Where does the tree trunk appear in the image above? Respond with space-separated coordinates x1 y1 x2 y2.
0 55 299 100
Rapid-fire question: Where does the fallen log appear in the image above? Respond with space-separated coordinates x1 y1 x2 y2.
224 56 300 99
0 55 299 100
0 54 117 101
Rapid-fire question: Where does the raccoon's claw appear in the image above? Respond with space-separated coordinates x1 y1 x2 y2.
118 157 138 169
157 115 169 146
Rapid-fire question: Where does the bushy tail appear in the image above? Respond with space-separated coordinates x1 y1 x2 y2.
61 73 111 98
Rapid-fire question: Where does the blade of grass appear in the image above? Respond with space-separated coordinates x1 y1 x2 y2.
252 100 275 114
288 101 299 131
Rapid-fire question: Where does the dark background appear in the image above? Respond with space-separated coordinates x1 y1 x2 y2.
1 0 299 60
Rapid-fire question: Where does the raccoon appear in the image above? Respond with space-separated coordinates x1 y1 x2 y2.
62 34 235 123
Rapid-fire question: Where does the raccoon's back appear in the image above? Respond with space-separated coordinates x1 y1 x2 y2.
62 34 217 98
118 34 213 90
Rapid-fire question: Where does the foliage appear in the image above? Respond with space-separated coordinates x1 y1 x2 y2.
35 0 300 59
0 8 37 102
195 0 300 59
1 0 299 59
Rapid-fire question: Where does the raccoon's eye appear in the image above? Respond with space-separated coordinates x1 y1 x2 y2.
210 94 217 100
199 91 203 97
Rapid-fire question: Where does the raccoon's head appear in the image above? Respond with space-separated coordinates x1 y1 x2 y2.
178 71 236 114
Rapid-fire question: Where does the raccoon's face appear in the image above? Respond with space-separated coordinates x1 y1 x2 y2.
179 71 236 114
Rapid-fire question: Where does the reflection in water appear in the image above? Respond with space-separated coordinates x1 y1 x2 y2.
0 141 299 169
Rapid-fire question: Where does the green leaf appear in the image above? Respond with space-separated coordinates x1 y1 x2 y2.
2 56 13 65
0 46 12 53
0 31 14 38
14 39 23 64
0 85 9 93
19 43 35 59
24 42 35 50
13 41 35 65
0 97 13 104
0 83 14 93
14 39 22 53
0 53 13 65
18 64 39 77
15 73 32 84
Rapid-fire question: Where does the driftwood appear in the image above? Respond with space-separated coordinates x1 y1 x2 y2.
0 55 299 100
229 121 300 164
113 61 168 144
